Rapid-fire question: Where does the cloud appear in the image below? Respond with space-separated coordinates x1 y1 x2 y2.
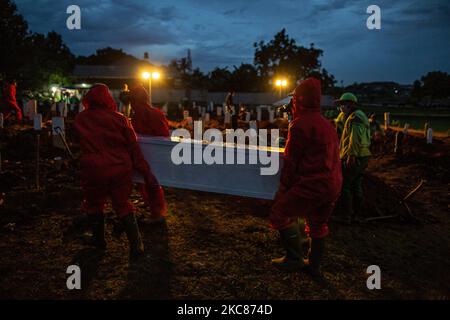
14 0 450 84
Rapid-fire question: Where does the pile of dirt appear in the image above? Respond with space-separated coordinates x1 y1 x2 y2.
0 124 449 299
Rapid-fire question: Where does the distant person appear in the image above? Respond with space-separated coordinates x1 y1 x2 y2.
335 92 371 223
129 84 169 223
1 80 23 123
130 85 170 137
74 84 161 259
270 78 342 275
225 91 235 112
69 93 80 118
118 83 131 117
238 103 247 121
225 91 238 129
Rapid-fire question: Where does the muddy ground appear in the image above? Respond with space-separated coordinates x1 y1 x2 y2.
0 125 449 299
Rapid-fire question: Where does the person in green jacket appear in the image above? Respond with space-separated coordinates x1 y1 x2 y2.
335 93 371 223
334 110 346 139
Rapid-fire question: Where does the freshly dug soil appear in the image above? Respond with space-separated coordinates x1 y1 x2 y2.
0 125 448 299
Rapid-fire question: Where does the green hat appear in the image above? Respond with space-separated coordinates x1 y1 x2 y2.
335 92 358 104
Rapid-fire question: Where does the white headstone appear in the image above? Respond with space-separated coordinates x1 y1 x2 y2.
52 117 65 149
245 112 251 122
426 128 433 144
249 120 258 132
217 106 223 117
24 100 37 120
52 117 65 135
224 112 231 124
33 114 42 130
403 123 410 134
204 113 210 122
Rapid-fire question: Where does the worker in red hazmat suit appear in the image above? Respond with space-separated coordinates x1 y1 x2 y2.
129 84 168 223
270 78 342 275
73 84 160 258
1 80 23 123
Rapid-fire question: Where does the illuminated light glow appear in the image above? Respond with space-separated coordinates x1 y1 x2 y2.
281 80 287 87
51 86 58 93
142 71 151 80
275 79 282 86
152 72 161 80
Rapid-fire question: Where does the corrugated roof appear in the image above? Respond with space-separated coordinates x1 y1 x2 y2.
72 65 143 79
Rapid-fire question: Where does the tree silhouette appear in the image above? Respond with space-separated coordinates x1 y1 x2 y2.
253 29 335 92
0 0 74 89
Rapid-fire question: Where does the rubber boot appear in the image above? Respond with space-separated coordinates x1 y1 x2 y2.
302 237 311 259
271 224 303 271
123 214 145 259
90 215 106 249
303 237 325 276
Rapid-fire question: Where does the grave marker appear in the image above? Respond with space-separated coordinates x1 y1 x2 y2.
52 117 66 149
384 112 390 130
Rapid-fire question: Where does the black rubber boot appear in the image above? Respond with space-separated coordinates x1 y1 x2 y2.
123 214 145 259
90 215 106 249
303 237 325 276
302 237 311 259
272 224 303 271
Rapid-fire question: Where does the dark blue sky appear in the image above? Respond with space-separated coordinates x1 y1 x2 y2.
15 0 450 84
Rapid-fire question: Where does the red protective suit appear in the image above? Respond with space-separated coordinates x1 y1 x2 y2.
1 83 23 122
270 78 342 238
74 84 159 217
130 85 170 137
129 85 168 219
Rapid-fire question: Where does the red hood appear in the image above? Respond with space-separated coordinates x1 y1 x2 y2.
3 83 17 102
130 85 151 112
82 84 117 111
292 77 321 119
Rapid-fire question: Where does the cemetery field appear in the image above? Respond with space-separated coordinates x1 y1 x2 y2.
0 126 449 299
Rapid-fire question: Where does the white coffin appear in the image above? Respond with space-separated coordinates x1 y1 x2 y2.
137 136 284 200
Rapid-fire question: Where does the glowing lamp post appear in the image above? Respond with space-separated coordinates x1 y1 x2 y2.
275 78 288 97
142 71 161 105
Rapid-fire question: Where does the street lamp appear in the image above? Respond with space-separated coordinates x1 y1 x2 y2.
141 71 161 105
275 78 288 97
